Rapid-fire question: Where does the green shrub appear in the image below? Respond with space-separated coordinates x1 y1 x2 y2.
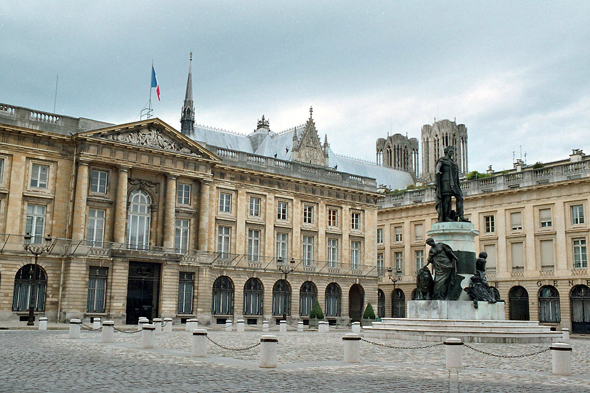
532 161 544 169
363 303 376 319
309 300 324 319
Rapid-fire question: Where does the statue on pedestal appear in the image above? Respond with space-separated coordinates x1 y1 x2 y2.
425 238 464 300
435 146 469 223
464 252 502 303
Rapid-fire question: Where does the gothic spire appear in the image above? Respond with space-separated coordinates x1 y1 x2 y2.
180 52 195 136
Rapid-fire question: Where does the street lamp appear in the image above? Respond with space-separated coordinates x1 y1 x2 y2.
387 267 402 291
23 233 52 326
278 257 296 322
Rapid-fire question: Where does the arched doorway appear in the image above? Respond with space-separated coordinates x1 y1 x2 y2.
243 278 263 315
212 276 234 315
12 264 47 312
325 283 341 317
509 286 529 320
377 289 385 319
538 286 560 323
272 280 291 317
392 289 406 318
349 284 364 322
299 281 318 316
126 262 160 324
571 285 590 334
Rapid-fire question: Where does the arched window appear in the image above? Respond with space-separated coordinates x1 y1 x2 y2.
325 283 341 317
243 278 263 315
509 286 529 320
127 190 151 250
392 289 406 318
272 280 291 316
377 289 385 319
538 286 560 323
299 281 317 316
571 285 590 334
12 264 47 311
212 276 233 315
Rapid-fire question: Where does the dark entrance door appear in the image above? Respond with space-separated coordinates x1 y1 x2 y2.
349 284 364 322
126 262 160 325
392 289 406 318
509 286 530 320
571 285 590 334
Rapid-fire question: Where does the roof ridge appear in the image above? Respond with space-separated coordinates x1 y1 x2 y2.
334 153 377 166
275 123 305 135
195 123 246 137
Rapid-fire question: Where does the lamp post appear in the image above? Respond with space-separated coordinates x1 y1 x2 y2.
23 233 52 326
278 257 296 322
387 267 402 290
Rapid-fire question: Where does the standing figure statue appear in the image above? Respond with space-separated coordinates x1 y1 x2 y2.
435 146 469 222
425 238 463 300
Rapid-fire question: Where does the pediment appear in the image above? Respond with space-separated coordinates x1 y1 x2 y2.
79 119 219 161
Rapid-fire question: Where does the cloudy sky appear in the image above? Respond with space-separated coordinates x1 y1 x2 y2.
1 1 589 172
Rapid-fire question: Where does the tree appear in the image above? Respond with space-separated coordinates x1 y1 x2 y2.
309 300 324 319
363 303 376 320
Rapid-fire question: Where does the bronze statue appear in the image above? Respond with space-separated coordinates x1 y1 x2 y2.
435 146 469 222
464 252 501 303
415 265 434 300
425 238 463 300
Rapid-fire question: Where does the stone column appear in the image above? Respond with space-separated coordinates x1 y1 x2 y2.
198 180 210 250
71 161 89 241
163 175 177 249
113 167 129 244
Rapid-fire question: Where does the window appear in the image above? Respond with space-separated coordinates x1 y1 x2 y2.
377 228 383 244
272 280 290 316
30 163 49 189
219 192 231 213
377 253 384 276
175 219 190 253
415 250 424 273
538 286 560 323
243 278 263 315
573 238 587 268
510 212 522 231
212 276 233 315
351 212 361 230
303 236 314 266
394 226 403 242
86 208 105 247
484 215 495 233
351 241 361 269
217 226 231 259
328 209 338 227
177 184 191 205
87 267 107 313
328 238 338 268
484 244 497 271
25 204 46 244
303 205 314 224
91 170 108 194
395 252 403 275
12 264 47 312
127 190 151 250
325 283 341 317
511 242 524 271
249 197 261 217
178 272 194 314
572 205 585 225
277 201 288 220
299 281 317 316
539 208 552 228
276 233 288 261
539 240 554 270
247 229 260 262
0 158 4 183
414 224 424 241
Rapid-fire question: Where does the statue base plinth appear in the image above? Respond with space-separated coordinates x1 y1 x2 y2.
408 300 505 320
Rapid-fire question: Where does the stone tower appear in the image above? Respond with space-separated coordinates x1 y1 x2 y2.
180 52 195 136
291 107 329 166
420 119 468 182
376 133 419 178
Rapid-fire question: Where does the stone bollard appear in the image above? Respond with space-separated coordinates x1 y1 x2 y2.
138 317 149 330
262 321 269 332
92 318 101 330
225 320 233 332
163 318 173 334
342 333 361 363
237 319 245 332
444 338 463 369
318 321 329 333
297 321 304 332
69 319 81 339
141 324 156 349
192 329 208 357
153 318 162 335
259 335 278 368
279 320 287 333
561 328 570 344
39 317 48 331
102 321 114 343
186 318 197 332
551 342 572 375
351 322 361 334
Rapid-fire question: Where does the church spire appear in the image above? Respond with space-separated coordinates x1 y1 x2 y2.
180 52 195 136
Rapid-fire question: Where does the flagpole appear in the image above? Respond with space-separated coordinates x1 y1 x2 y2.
148 61 153 118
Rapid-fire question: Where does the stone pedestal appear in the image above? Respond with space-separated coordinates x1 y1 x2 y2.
427 222 479 301
408 300 505 320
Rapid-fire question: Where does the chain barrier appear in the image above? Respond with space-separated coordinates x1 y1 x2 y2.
80 322 102 331
113 327 143 334
206 336 261 351
463 343 551 358
361 337 445 350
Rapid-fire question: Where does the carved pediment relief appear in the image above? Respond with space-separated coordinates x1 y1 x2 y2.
97 127 202 157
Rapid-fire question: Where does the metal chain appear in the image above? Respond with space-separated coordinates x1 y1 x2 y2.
113 327 143 334
206 336 261 351
463 343 551 358
361 337 444 350
80 322 101 331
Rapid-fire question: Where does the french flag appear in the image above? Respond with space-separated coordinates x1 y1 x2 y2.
151 66 161 101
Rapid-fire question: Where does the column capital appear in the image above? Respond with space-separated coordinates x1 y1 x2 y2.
117 165 131 173
77 159 90 166
167 174 177 181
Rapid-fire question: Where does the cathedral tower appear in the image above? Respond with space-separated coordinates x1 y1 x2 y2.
420 119 468 182
376 134 419 179
180 52 195 136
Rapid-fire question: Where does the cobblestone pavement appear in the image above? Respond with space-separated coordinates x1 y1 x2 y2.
1 328 589 393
